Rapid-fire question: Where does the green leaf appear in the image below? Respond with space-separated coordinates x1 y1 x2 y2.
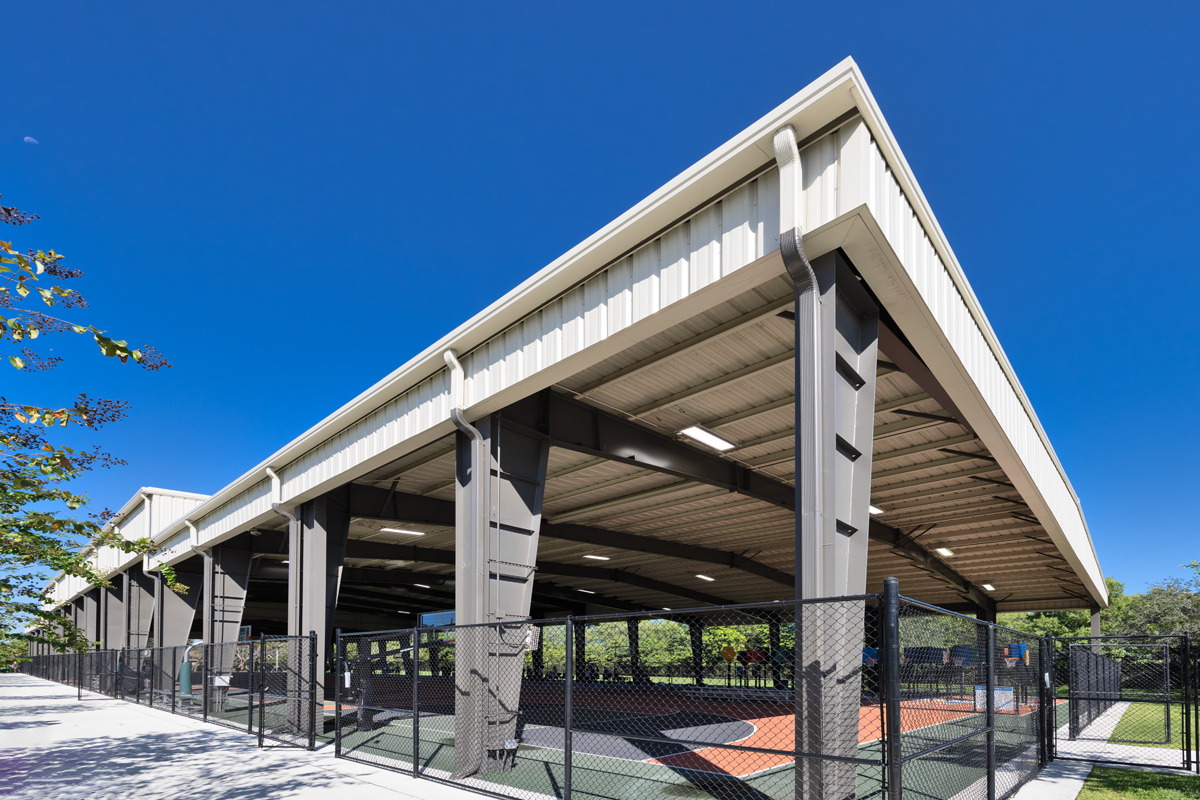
9 355 25 370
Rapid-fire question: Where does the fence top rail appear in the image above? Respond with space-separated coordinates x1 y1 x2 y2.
336 594 884 640
898 595 1047 641
568 594 881 625
1067 642 1173 649
1056 634 1186 642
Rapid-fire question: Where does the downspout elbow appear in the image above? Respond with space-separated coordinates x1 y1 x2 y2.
443 349 484 443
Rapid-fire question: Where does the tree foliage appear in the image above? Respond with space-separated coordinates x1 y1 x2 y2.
1000 572 1199 639
1 193 172 655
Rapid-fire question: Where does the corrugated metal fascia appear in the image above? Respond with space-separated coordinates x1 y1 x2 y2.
846 64 1092 553
142 60 865 557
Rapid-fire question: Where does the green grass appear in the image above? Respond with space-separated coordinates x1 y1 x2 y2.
1078 766 1200 800
1111 703 1187 750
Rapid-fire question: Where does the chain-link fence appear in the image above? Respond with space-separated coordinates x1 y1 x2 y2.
1051 635 1195 771
22 579 1196 796
258 634 319 749
892 596 1045 800
19 633 318 751
337 597 888 800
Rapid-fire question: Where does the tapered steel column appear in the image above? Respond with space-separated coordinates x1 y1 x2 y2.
776 124 879 800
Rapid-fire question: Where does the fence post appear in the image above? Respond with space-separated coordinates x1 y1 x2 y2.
171 647 177 715
882 577 903 800
202 643 209 723
258 636 266 749
248 639 256 734
309 630 318 750
1041 637 1052 766
334 630 343 759
1182 633 1191 772
77 652 82 701
986 623 996 800
564 618 574 800
413 629 420 778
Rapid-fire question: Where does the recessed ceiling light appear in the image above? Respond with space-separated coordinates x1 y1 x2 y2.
678 426 736 452
935 547 954 557
583 555 610 561
577 589 595 595
662 607 671 611
381 527 425 535
413 584 430 589
982 583 995 591
696 574 714 582
869 505 885 515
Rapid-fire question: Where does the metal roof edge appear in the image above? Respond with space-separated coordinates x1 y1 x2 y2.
843 63 1096 570
146 58 865 549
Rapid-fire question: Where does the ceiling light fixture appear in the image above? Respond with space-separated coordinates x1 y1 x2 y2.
869 505 885 515
381 527 425 535
413 583 430 589
678 426 736 452
935 547 954 557
696 574 714 582
578 589 595 595
982 583 995 591
583 555 610 561
281 560 289 564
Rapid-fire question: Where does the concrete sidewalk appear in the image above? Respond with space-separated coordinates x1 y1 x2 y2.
0 674 472 800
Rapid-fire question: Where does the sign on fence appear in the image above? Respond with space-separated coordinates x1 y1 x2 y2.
975 684 1015 712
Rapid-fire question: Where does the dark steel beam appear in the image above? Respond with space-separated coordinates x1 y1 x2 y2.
541 523 794 588
347 483 456 526
501 389 796 512
534 561 734 606
343 487 795 588
878 322 970 431
869 519 995 617
535 582 650 614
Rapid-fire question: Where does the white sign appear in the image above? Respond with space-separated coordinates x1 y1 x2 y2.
213 675 231 688
974 685 1015 712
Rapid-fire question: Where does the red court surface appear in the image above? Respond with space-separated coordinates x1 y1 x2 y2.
329 685 1052 779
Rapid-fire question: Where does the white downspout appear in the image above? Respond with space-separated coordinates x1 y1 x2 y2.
443 349 490 626
266 467 301 637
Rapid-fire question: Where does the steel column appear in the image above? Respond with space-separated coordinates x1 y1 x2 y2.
453 413 549 778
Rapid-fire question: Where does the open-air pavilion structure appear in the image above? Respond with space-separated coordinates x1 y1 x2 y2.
31 59 1110 799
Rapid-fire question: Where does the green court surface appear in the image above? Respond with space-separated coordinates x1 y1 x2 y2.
338 712 883 800
334 703 1047 800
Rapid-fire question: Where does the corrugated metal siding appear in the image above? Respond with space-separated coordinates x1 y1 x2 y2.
46 490 211 607
154 494 206 533
281 369 453 500
154 530 193 565
196 479 273 547
278 130 841 509
855 132 1097 591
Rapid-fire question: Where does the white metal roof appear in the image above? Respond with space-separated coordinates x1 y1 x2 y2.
46 58 1104 613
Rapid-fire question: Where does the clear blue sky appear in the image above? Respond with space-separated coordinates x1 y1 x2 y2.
4 3 1196 594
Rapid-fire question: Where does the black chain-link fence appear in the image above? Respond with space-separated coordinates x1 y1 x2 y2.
337 596 889 800
258 634 319 749
20 579 1198 796
1051 635 1195 771
19 633 318 750
892 597 1045 800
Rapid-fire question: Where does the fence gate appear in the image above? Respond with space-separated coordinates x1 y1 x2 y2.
1051 634 1195 771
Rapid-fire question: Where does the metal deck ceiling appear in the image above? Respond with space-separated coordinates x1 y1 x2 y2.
344 273 1086 616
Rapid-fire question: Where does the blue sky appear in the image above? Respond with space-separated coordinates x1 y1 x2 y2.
4 3 1196 594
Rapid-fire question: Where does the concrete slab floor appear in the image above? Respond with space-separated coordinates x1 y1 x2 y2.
0 674 476 800
1010 760 1094 800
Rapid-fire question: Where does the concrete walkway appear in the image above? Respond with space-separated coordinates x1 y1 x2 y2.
0 674 473 800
